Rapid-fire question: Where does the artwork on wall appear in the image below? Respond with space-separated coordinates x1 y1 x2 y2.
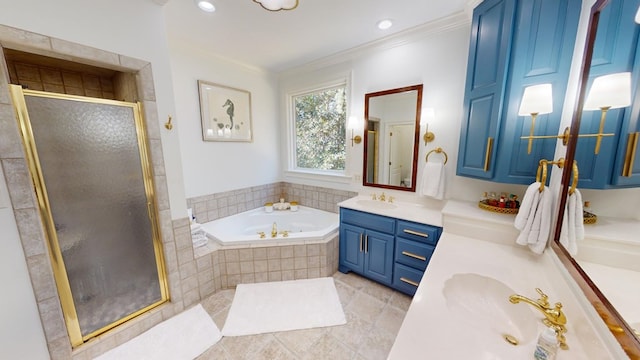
198 80 253 142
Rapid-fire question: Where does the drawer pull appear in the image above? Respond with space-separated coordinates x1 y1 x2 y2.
359 234 363 252
403 229 429 238
402 251 427 261
622 132 639 177
484 137 493 172
400 277 420 287
365 234 369 253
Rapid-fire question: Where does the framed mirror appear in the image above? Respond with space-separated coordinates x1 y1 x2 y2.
363 84 423 192
552 0 640 357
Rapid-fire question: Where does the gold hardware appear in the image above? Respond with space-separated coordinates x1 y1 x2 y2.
536 158 568 193
379 192 386 201
504 334 519 346
359 233 363 252
401 251 427 261
164 115 173 130
350 128 362 146
425 147 448 164
509 288 569 350
371 193 377 200
388 196 394 203
569 160 579 195
271 222 278 238
365 234 369 253
258 231 266 239
403 229 429 238
623 132 639 177
279 230 289 237
522 122 615 155
484 137 493 172
423 131 435 145
400 277 420 287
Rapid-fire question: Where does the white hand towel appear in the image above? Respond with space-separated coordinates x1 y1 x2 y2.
420 162 445 200
515 182 541 230
527 187 552 255
560 188 584 256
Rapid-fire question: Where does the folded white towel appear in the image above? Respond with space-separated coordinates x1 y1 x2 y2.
560 188 584 256
514 182 552 254
419 162 445 200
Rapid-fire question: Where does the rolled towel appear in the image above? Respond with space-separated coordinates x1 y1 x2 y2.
560 188 584 256
527 187 553 255
515 182 541 231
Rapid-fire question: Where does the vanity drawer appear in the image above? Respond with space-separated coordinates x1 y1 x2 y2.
393 263 424 296
395 238 435 271
396 220 440 245
340 208 395 234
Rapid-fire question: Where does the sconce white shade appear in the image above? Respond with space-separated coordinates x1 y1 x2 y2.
421 108 435 126
348 116 362 131
518 84 553 115
636 5 640 23
584 72 632 110
195 0 215 12
254 0 298 11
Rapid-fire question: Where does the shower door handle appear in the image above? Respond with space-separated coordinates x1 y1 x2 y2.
359 233 363 252
146 202 154 220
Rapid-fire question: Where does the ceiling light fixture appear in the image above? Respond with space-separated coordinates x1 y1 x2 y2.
195 0 216 12
253 0 298 11
377 19 393 30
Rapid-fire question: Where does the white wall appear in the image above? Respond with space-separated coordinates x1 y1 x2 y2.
0 166 49 359
278 13 529 203
0 0 187 219
167 42 281 198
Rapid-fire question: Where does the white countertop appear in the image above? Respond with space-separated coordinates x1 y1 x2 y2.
338 195 443 227
387 200 627 359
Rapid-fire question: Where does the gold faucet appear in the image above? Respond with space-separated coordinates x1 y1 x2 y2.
509 288 568 350
271 222 278 238
379 192 386 201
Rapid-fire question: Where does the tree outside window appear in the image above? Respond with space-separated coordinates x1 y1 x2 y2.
293 85 346 171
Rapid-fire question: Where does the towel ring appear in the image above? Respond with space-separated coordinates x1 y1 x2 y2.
426 147 448 164
536 159 548 193
569 160 579 195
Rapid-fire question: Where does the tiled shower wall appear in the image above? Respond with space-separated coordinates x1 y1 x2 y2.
187 182 358 222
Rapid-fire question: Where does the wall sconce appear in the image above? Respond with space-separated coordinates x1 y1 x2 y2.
583 72 631 154
421 108 436 145
518 84 553 154
348 115 362 146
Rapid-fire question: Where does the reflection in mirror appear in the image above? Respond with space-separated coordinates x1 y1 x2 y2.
553 0 640 356
363 84 422 192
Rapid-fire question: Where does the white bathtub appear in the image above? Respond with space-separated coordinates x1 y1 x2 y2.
200 206 339 246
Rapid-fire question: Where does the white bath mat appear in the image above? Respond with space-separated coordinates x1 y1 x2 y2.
222 277 346 336
95 304 221 360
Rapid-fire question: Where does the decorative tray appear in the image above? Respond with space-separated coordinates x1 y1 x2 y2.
478 200 519 215
583 211 597 225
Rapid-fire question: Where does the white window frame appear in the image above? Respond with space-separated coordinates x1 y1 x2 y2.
285 75 352 183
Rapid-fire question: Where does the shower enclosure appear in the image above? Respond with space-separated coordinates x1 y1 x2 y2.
9 85 169 346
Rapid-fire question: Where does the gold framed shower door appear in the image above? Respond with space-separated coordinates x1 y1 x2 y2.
9 85 169 347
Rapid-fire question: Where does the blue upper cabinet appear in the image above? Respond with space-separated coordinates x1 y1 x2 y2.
575 0 640 189
457 0 516 179
457 0 580 184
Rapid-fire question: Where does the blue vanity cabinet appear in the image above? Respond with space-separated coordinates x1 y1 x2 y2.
339 208 395 285
457 0 580 184
392 220 442 296
574 0 640 189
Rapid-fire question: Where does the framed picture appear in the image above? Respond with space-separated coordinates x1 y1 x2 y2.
198 80 253 142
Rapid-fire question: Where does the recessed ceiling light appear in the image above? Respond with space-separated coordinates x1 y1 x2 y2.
195 0 216 12
377 19 393 30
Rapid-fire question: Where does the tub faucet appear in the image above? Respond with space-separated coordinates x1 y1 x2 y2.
271 222 278 238
509 288 568 349
379 192 386 201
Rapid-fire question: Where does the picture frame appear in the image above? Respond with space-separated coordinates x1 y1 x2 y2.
198 80 253 142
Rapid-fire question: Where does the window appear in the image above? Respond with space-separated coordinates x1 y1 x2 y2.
292 83 347 172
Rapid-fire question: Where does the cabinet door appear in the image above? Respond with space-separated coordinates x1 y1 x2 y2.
494 0 580 184
363 230 394 285
457 0 516 179
339 223 365 273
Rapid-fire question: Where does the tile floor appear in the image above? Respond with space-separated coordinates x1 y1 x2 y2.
196 271 413 360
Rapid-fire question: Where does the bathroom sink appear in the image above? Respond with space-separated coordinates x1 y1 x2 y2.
442 273 538 346
356 199 398 209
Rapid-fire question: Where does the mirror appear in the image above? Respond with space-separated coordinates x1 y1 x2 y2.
363 84 423 192
552 0 640 356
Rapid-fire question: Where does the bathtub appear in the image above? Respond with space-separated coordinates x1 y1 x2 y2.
200 206 339 246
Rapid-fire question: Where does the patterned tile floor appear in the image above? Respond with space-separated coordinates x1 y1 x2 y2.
196 271 412 360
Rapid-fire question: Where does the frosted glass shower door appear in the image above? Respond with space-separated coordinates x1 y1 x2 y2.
10 86 168 346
